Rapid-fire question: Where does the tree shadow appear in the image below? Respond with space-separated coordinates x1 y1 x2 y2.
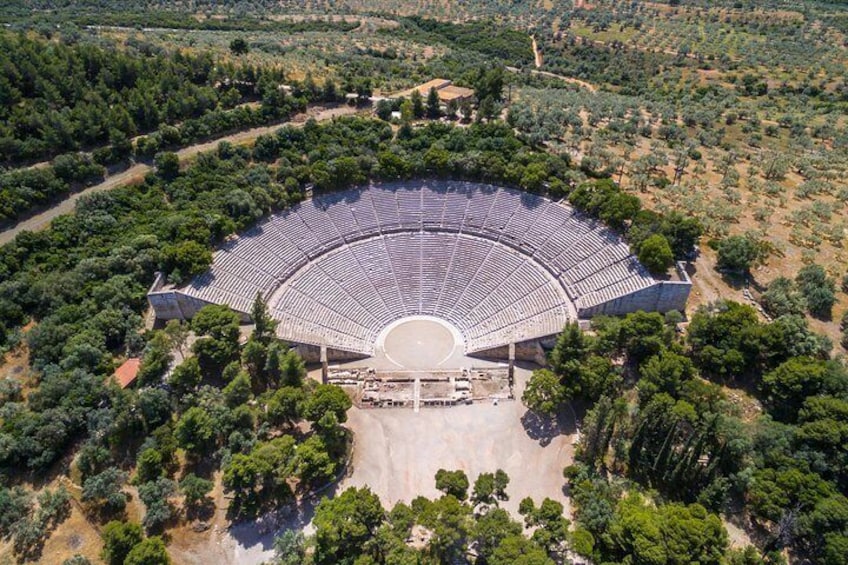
520 408 575 447
227 482 339 553
717 269 747 291
185 498 216 522
184 456 219 480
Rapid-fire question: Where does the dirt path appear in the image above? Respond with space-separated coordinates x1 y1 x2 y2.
532 69 597 92
506 65 598 93
0 106 358 246
531 35 543 68
687 250 746 313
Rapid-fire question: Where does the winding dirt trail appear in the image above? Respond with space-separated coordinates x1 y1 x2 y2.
506 65 598 93
0 106 357 246
531 69 598 92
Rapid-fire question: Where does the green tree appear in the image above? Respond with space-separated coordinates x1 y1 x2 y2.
475 66 505 102
550 322 589 374
435 469 470 500
169 357 202 395
135 448 165 484
192 304 241 342
222 453 263 510
229 37 249 56
100 521 143 565
154 152 180 181
191 304 241 373
303 384 352 424
638 234 675 275
82 468 128 518
616 310 672 363
410 90 425 119
136 331 173 387
426 87 441 119
796 264 836 319
375 99 393 121
522 369 564 416
519 497 570 554
606 494 727 565
472 507 522 560
748 466 834 523
124 536 170 565
160 241 212 284
296 435 336 488
265 386 306 428
277 348 306 387
468 470 509 508
598 192 641 230
716 235 766 273
179 474 213 511
489 534 553 565
250 292 277 344
460 99 473 122
631 210 702 260
493 469 510 501
415 494 472 562
137 478 176 532
445 98 459 120
577 396 628 468
562 355 621 404
638 349 697 401
175 407 216 455
687 300 761 377
273 530 306 565
312 487 385 565
761 357 848 422
223 371 252 408
241 338 268 384
399 99 414 122
321 77 339 104
163 319 190 358
251 437 297 500
761 277 807 318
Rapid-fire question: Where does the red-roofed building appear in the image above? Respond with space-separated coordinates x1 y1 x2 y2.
112 358 141 389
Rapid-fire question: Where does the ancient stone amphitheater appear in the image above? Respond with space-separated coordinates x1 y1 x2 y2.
148 180 690 357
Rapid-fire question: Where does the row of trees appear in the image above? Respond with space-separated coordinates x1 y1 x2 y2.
275 471 561 565
4 9 360 34
270 464 737 565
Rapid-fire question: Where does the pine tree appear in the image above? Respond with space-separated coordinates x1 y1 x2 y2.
250 292 277 345
411 89 425 119
550 322 588 375
426 87 441 119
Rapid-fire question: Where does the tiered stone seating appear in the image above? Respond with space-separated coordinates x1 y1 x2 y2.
268 232 572 353
180 180 661 354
